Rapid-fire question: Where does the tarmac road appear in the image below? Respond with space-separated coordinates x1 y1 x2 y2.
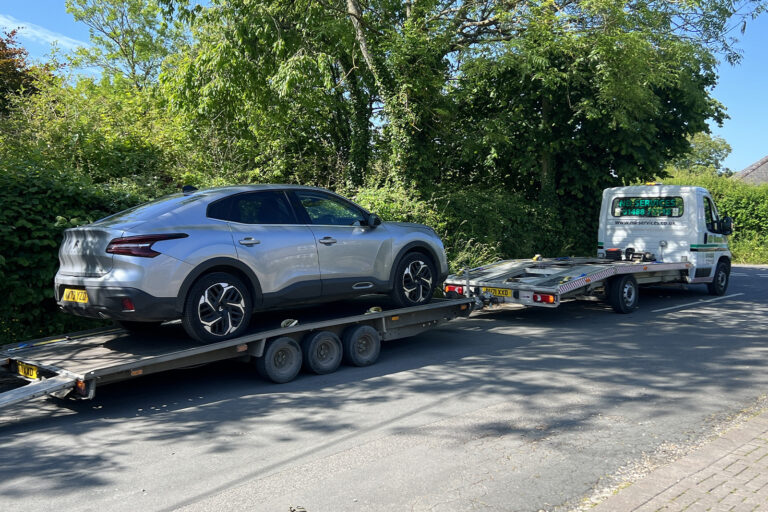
1 264 767 512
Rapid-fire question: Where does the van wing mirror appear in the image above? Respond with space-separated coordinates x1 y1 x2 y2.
720 216 734 236
367 213 382 228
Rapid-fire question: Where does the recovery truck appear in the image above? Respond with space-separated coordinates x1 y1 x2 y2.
444 184 734 313
0 298 473 409
0 184 733 410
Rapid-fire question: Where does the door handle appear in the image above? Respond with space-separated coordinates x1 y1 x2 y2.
319 237 337 245
239 237 260 246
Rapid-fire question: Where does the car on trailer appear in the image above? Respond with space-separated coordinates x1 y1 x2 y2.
55 185 448 342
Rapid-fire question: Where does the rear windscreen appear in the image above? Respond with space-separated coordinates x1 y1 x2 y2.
611 197 684 218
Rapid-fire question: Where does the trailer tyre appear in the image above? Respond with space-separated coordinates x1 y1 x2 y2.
182 272 252 343
302 331 342 375
707 261 730 296
342 325 381 367
390 252 436 307
255 337 302 383
608 274 639 313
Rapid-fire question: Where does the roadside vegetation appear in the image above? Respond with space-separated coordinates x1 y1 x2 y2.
1 0 766 342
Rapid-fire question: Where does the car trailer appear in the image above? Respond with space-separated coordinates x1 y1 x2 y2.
445 257 694 313
0 298 473 409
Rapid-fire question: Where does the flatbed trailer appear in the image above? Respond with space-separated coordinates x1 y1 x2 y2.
445 257 693 313
0 297 473 409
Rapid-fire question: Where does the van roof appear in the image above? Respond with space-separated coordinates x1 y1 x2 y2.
603 185 709 196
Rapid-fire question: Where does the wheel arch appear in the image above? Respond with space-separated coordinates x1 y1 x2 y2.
388 242 441 289
176 257 263 314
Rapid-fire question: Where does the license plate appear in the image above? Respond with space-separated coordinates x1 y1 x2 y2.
62 288 88 303
482 287 512 297
17 361 38 380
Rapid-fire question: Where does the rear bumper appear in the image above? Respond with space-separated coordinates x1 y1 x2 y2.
56 285 178 321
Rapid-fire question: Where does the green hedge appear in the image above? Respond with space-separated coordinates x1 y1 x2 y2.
665 173 768 263
0 163 140 344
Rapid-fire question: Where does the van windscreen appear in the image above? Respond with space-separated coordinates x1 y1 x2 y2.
611 197 684 218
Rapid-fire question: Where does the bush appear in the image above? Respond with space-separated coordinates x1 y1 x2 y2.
0 163 141 344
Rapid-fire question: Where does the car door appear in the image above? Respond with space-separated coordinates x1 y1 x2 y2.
289 189 391 297
696 194 726 278
208 190 321 305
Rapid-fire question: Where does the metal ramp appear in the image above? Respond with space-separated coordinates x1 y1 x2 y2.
0 375 77 409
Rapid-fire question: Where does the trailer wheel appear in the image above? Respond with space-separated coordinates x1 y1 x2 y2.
707 261 730 296
255 337 302 383
608 275 639 313
302 331 342 375
181 272 252 343
342 325 381 367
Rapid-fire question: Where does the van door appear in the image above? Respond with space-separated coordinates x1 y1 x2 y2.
692 194 725 279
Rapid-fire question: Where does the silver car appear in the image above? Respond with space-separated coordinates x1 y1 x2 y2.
55 185 448 342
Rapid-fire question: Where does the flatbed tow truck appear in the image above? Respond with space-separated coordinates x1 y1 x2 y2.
0 297 473 409
0 184 735 410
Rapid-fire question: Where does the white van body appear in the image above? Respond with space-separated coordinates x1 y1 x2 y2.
597 185 731 283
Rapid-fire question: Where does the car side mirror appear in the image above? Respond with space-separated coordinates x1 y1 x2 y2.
367 213 382 228
719 216 733 236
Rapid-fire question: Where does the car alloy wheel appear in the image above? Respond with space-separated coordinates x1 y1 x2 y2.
197 282 246 337
402 259 433 303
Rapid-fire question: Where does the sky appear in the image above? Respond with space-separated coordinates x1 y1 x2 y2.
1 1 767 173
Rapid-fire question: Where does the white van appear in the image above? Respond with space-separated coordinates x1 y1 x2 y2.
597 185 733 292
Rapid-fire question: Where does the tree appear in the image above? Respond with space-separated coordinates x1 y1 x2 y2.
665 132 733 176
0 30 37 115
66 0 186 88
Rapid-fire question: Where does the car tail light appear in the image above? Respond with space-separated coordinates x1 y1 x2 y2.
121 298 135 311
445 285 464 295
532 293 556 304
106 233 188 258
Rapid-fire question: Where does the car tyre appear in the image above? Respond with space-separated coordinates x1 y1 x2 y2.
707 261 730 296
608 274 639 314
182 272 252 342
255 337 302 383
390 252 436 307
342 325 381 367
302 331 343 375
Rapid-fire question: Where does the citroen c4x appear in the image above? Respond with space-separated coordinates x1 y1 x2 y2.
55 185 448 342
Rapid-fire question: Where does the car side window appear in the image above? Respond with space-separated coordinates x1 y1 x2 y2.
207 191 297 224
294 191 367 226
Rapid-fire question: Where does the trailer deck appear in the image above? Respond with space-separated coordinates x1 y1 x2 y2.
0 297 473 409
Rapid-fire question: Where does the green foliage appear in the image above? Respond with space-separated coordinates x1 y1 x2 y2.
665 172 768 263
66 0 186 88
0 163 140 344
0 30 38 115
664 133 733 176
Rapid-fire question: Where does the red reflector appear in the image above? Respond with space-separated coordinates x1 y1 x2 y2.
107 233 188 258
121 298 135 311
532 293 556 304
445 285 464 295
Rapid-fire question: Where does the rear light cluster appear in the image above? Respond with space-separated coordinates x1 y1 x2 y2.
445 285 464 295
106 233 188 258
532 293 556 304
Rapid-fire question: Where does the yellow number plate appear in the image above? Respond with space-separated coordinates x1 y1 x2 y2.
62 288 88 303
482 287 512 297
17 361 38 380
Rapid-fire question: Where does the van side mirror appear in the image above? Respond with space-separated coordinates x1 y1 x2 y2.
719 216 733 236
367 213 382 228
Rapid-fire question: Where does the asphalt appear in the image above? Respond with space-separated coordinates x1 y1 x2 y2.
0 264 767 512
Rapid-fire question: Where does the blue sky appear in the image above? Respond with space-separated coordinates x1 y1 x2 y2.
1 2 766 173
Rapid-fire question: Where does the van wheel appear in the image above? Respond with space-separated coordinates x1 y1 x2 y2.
608 275 639 313
182 272 252 342
390 252 436 307
707 261 730 296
